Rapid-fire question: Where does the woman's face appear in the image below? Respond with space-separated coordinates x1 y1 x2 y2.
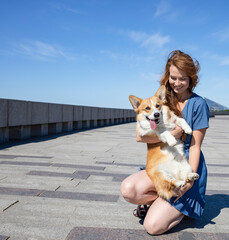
168 65 190 96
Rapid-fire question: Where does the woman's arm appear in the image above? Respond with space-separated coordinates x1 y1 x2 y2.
188 128 207 172
174 128 207 202
136 132 161 143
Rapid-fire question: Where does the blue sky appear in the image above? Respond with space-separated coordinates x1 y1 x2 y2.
1 0 229 109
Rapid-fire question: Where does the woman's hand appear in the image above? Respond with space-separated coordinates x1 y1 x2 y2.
136 132 143 142
173 181 194 203
171 125 184 139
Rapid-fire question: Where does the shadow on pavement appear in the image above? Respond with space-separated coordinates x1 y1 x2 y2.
168 194 229 233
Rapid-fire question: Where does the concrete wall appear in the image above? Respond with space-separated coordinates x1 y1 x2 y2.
0 98 136 144
212 111 229 116
209 111 229 118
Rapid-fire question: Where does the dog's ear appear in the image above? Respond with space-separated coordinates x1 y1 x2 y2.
129 95 142 112
156 85 166 101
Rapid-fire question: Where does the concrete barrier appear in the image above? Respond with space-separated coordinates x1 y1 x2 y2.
212 111 229 115
209 111 229 118
0 98 136 144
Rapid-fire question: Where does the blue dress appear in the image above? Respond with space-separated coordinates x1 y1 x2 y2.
169 93 209 219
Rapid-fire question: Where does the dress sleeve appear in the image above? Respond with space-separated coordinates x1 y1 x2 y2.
192 98 209 131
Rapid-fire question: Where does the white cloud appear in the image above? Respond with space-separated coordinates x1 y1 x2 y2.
100 50 119 60
14 40 76 61
153 0 183 22
127 31 170 50
154 0 170 18
49 3 83 15
210 53 229 66
212 27 229 42
99 49 155 63
219 57 229 66
140 72 162 82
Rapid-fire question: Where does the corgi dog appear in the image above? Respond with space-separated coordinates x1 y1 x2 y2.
129 85 199 200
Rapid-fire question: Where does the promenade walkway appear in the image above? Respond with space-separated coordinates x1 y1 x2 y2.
0 115 228 240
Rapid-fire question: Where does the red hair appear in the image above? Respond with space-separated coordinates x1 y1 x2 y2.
160 50 200 116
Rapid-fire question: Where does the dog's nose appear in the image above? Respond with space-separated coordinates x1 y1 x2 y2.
154 112 160 118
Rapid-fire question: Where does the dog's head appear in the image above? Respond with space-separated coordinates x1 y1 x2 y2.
129 85 166 132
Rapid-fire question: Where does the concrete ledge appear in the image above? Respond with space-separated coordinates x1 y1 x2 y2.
8 100 31 126
73 106 83 121
49 104 62 123
209 111 229 118
31 102 49 125
212 111 229 115
0 98 136 143
63 105 74 122
0 99 7 128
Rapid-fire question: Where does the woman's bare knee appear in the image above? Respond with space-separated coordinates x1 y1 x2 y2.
120 179 136 203
143 198 184 235
144 218 166 235
121 171 157 204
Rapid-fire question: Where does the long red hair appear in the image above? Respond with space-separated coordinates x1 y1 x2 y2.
160 50 200 116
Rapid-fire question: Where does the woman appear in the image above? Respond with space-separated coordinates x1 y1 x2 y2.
120 50 209 235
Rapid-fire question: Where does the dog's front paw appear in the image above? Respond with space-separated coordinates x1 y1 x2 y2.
160 131 177 146
167 137 177 147
187 173 199 181
184 125 192 135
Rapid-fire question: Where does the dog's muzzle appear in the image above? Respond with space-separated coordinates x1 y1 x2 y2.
146 116 160 130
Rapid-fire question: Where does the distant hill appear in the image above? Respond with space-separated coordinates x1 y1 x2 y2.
204 98 229 111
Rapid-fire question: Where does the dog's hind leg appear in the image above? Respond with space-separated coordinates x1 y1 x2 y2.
187 172 199 181
172 179 186 188
147 170 176 200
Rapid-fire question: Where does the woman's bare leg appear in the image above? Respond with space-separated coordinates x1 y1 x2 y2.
143 197 184 235
120 170 158 205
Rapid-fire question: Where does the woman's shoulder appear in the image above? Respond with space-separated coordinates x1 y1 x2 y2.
188 93 210 129
189 93 208 108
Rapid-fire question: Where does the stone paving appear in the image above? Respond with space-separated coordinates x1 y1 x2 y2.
0 115 228 240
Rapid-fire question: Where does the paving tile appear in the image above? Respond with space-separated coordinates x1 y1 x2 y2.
65 227 229 240
96 161 142 167
0 236 10 240
0 154 52 159
0 186 119 202
27 169 129 182
112 175 128 182
0 155 15 159
207 164 229 167
0 199 19 212
206 189 229 195
0 187 43 196
39 190 119 202
0 161 51 167
179 232 229 240
74 170 129 181
53 163 105 170
0 161 105 170
65 226 161 240
27 170 89 179
208 173 229 178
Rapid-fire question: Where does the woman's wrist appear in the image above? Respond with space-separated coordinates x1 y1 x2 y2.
171 125 184 139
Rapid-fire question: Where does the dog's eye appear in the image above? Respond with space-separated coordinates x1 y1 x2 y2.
145 106 151 110
156 104 160 108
